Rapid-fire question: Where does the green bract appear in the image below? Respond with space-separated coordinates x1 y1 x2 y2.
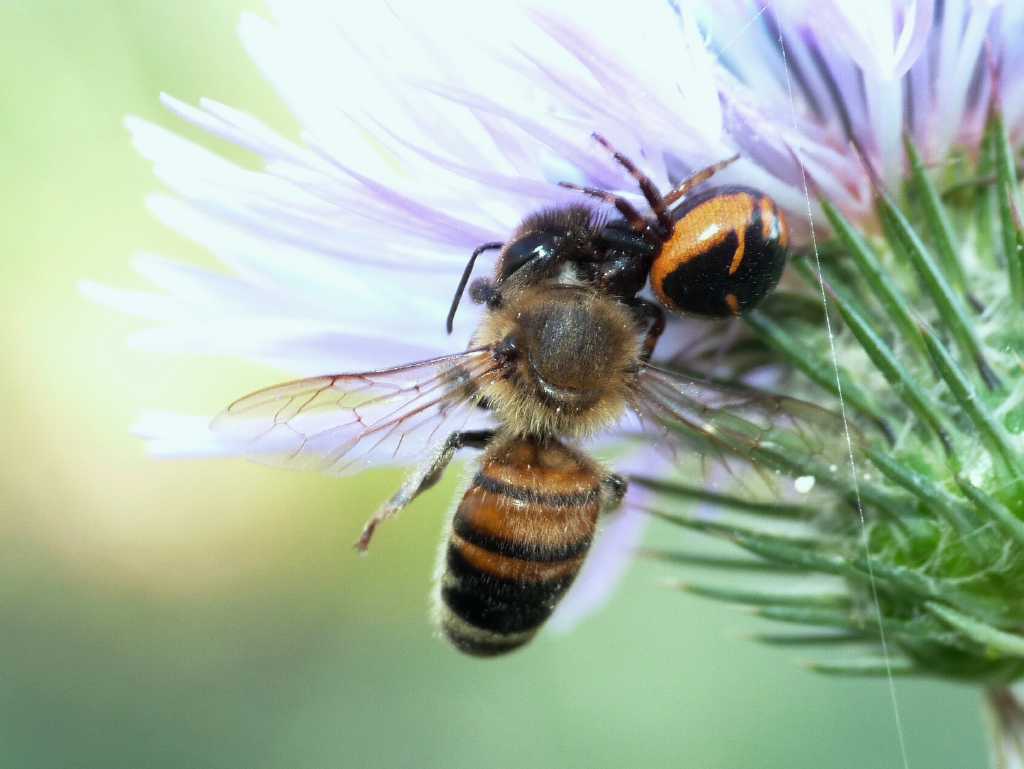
649 110 1024 696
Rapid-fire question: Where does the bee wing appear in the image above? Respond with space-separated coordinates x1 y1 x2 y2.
212 348 500 476
631 363 861 491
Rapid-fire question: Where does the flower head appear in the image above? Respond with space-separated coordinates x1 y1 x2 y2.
86 0 1024 730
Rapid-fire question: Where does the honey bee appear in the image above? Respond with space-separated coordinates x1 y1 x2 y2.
215 136 832 656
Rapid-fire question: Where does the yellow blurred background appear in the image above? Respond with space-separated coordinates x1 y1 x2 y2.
2 2 989 767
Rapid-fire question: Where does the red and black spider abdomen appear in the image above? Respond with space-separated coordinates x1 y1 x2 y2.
650 186 789 317
436 437 600 656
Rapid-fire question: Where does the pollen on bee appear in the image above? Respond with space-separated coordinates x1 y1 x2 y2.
793 475 815 494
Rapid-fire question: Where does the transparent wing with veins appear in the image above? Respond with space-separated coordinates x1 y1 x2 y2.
631 363 862 496
212 348 500 476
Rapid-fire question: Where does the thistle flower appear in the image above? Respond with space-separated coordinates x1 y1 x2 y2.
85 0 1024 762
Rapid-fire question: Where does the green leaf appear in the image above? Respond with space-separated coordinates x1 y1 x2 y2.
743 308 890 431
699 427 908 521
808 261 955 454
846 555 942 601
976 126 1003 270
758 606 972 651
876 189 999 390
927 602 1024 659
752 632 867 647
806 658 920 677
992 105 1024 305
865 448 981 543
638 549 805 572
819 199 928 364
904 133 968 296
648 510 826 547
632 475 814 518
671 581 852 608
657 506 984 620
919 324 1022 476
754 605 867 629
956 478 1024 548
649 510 857 578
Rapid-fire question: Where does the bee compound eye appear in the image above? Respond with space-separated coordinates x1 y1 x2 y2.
651 188 789 318
498 231 561 280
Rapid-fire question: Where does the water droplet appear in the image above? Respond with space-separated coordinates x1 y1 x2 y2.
794 475 816 494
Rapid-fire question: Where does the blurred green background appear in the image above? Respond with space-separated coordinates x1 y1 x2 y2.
1 2 990 767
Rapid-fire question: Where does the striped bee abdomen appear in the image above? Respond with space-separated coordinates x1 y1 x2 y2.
437 437 603 657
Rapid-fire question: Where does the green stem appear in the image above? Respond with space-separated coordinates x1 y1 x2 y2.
986 687 1024 769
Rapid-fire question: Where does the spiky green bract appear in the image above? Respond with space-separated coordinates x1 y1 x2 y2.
646 111 1024 688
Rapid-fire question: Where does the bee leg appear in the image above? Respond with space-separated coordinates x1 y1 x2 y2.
354 430 495 553
628 298 666 362
600 473 627 514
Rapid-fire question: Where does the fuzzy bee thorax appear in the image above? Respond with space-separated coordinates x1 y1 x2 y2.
472 284 642 439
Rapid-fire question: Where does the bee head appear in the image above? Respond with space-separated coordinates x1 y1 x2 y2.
496 205 599 283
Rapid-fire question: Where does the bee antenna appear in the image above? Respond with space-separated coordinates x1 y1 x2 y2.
447 241 503 334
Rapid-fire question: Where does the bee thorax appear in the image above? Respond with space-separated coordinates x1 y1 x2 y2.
474 285 641 439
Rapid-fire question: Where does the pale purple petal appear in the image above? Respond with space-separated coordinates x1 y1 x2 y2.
87 0 1024 632
926 0 996 159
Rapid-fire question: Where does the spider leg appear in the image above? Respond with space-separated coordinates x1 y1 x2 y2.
558 181 648 232
662 154 740 208
590 132 674 234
